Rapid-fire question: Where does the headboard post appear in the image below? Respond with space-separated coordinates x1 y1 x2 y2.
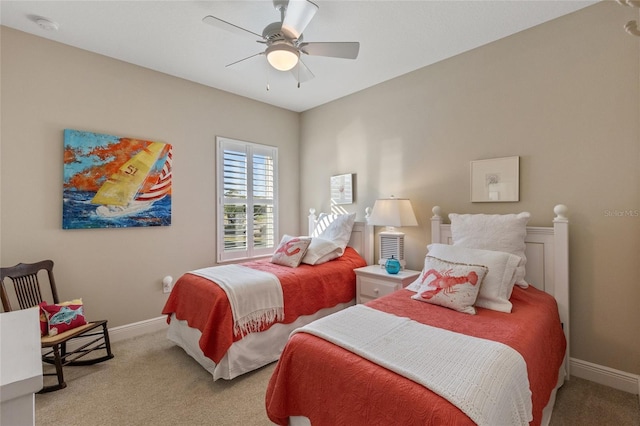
308 208 317 235
364 207 374 266
553 204 570 376
431 206 443 244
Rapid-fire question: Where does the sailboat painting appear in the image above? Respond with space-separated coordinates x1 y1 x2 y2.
63 129 172 229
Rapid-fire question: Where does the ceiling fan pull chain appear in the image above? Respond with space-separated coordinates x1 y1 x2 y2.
266 59 271 91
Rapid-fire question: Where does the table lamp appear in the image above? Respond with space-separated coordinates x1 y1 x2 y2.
367 196 418 269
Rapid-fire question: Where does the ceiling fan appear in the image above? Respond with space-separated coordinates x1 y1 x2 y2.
203 0 360 87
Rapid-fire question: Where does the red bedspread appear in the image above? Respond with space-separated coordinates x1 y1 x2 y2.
265 285 566 426
161 247 366 364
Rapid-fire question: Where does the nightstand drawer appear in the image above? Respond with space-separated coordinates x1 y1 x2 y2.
359 277 399 300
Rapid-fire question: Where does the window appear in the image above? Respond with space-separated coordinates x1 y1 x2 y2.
216 137 278 261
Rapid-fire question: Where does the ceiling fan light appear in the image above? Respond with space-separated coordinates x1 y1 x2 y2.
266 44 300 71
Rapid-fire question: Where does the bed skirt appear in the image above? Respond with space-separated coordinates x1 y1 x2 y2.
166 299 355 380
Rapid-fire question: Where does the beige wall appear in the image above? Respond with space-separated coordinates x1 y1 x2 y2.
2 2 639 377
0 28 300 327
300 2 640 375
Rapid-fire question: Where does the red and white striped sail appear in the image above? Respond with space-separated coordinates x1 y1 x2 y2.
135 148 173 203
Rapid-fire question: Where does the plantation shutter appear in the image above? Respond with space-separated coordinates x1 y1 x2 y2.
217 137 277 261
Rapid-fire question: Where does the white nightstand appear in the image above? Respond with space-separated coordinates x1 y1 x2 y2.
354 265 421 304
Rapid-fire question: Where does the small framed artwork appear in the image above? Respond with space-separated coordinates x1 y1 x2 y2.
330 173 354 205
470 156 519 202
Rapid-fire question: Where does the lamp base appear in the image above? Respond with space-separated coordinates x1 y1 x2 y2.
378 257 406 269
378 231 406 270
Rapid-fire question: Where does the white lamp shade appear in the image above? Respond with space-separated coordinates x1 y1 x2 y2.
368 198 418 228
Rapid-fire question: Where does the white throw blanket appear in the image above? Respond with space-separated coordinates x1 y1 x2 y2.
191 265 284 337
294 304 532 426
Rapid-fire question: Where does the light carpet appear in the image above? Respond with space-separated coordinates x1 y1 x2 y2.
35 330 640 426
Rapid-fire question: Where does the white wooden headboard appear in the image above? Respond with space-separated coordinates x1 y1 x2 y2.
430 205 570 375
307 209 374 266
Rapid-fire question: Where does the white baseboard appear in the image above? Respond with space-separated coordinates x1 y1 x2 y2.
570 357 640 395
53 316 168 354
108 316 168 343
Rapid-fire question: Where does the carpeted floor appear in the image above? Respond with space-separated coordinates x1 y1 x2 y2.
550 374 640 426
35 330 640 426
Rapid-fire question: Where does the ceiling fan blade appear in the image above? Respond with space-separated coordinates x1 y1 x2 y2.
203 15 263 39
281 0 318 40
290 59 315 84
225 52 264 68
299 42 360 60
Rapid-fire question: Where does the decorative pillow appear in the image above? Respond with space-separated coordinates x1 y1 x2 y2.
38 298 85 336
301 237 343 265
39 298 87 337
449 212 530 288
38 308 49 336
271 235 312 268
413 244 521 313
409 256 487 315
310 213 356 256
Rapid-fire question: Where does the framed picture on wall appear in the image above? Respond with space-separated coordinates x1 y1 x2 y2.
470 156 519 202
330 173 354 205
63 129 173 229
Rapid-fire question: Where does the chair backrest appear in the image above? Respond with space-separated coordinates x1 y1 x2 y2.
0 260 59 312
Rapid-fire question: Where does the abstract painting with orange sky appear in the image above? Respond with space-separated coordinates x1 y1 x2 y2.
63 129 172 229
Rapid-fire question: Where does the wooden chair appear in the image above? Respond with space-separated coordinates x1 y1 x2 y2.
0 260 114 392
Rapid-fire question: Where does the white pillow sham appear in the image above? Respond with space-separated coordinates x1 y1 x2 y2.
311 213 333 237
449 212 530 288
301 237 342 265
410 244 520 313
310 212 356 256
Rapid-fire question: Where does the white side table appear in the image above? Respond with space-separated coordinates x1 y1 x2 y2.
1 307 43 426
354 265 421 304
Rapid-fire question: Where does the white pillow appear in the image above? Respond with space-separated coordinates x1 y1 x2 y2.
409 244 520 313
311 213 356 256
271 235 311 268
409 256 488 315
301 238 342 265
449 212 530 288
311 213 334 237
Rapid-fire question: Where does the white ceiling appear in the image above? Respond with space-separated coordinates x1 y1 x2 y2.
1 1 597 112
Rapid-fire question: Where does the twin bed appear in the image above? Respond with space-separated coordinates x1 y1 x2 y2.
162 212 373 380
265 205 570 426
163 205 570 426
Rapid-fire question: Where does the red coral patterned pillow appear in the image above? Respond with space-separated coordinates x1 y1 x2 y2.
271 235 312 268
39 299 87 336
